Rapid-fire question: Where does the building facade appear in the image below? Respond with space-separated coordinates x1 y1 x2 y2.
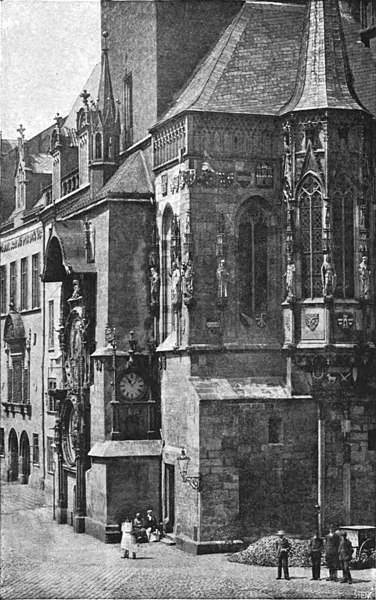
1 0 375 554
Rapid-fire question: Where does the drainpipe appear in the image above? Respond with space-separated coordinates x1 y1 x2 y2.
40 218 46 483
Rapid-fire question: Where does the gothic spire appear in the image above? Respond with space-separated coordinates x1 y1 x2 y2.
280 0 366 115
97 30 116 125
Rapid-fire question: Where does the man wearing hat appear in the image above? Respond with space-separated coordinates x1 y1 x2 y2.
275 530 291 580
338 531 353 584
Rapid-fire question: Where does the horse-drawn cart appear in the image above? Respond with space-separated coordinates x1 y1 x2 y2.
339 526 376 569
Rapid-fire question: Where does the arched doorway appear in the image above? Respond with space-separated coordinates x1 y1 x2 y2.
8 429 18 482
19 431 30 484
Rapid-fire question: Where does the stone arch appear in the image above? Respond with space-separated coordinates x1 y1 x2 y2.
19 431 30 484
8 429 18 482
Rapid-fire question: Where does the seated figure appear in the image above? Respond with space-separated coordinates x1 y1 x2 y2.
132 512 149 543
145 509 160 542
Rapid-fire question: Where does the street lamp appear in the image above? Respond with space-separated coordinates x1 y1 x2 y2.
177 448 203 492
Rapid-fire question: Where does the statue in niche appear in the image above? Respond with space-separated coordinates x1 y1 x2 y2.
69 279 82 301
284 256 296 301
170 261 182 309
321 255 336 298
149 267 160 310
182 260 193 306
216 259 229 298
358 255 371 299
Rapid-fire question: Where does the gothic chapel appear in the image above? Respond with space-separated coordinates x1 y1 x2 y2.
1 0 375 553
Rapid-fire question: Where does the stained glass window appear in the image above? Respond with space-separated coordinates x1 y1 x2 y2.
332 186 354 298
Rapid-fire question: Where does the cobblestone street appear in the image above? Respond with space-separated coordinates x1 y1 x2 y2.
1 482 375 600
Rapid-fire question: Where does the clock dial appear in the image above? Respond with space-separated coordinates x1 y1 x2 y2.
119 372 147 400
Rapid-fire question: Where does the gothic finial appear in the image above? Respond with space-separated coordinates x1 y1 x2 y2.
80 89 90 107
17 124 26 139
54 113 63 129
102 29 109 51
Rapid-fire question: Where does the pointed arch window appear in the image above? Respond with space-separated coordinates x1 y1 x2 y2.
237 203 268 316
162 206 173 341
332 183 354 298
299 175 323 298
95 132 102 160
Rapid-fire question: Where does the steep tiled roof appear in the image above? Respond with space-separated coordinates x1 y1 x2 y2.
96 150 153 200
157 0 376 125
280 0 366 114
63 63 101 131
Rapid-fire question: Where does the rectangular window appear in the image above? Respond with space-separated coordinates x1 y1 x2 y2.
32 253 40 308
20 257 28 310
10 261 17 307
47 378 57 412
47 437 55 474
48 300 54 349
0 428 4 456
32 433 39 465
123 72 133 148
269 416 282 444
0 265 6 314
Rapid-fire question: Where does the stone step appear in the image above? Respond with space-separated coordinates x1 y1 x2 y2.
160 535 176 546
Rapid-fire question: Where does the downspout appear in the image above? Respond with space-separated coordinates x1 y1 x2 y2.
40 216 46 483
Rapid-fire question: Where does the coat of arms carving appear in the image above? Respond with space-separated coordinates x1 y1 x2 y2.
305 313 319 331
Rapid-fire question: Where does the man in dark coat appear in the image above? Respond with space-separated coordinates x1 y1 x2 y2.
275 530 291 580
338 531 353 584
325 525 340 581
308 532 324 580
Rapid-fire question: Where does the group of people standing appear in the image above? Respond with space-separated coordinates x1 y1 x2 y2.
276 527 354 584
120 510 161 559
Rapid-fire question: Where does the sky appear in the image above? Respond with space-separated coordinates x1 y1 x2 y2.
0 0 101 140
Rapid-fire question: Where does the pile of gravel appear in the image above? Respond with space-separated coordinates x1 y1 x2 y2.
228 535 311 568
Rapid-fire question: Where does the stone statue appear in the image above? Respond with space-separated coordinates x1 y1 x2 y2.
70 279 82 300
150 267 160 309
321 255 336 298
170 261 182 309
358 255 370 299
182 261 194 306
216 259 229 298
284 256 295 301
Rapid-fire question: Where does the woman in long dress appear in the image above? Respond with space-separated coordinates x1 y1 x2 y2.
120 517 138 559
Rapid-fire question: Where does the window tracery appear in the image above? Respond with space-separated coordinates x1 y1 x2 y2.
298 175 323 299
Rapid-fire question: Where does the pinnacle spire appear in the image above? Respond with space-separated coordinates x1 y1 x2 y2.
97 30 116 124
280 0 365 115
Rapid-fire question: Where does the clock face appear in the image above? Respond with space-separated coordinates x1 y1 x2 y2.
119 372 147 400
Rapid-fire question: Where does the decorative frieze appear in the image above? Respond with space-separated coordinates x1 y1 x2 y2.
153 119 186 169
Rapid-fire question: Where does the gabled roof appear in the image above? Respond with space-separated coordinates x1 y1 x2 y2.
156 0 376 127
96 150 154 200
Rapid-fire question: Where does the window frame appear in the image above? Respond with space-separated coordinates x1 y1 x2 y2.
48 300 55 350
32 433 39 465
0 265 6 314
20 257 28 311
32 253 40 308
10 261 17 307
298 175 323 299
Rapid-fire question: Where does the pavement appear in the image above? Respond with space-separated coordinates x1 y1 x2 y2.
1 482 375 600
